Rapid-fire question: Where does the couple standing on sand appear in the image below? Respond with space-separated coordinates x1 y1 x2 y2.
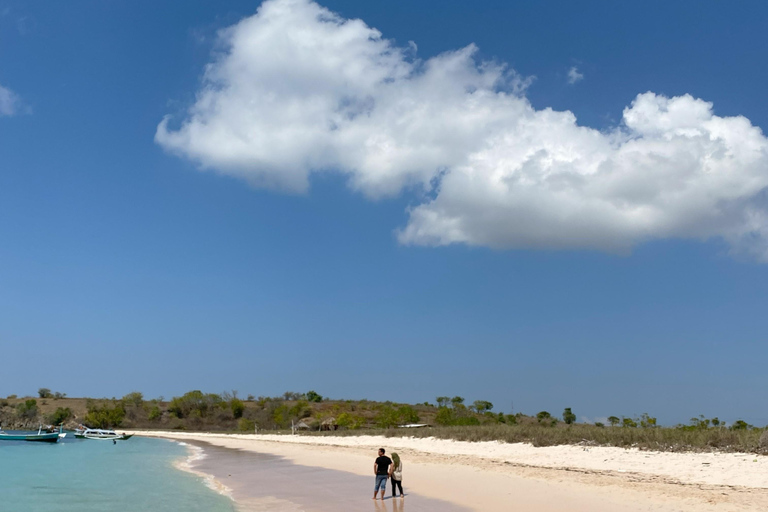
373 448 404 500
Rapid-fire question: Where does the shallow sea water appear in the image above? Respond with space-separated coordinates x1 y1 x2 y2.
0 435 234 512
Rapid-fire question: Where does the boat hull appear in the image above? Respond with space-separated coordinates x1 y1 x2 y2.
0 432 60 443
75 431 133 440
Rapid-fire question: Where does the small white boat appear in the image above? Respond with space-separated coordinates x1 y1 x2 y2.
74 427 133 441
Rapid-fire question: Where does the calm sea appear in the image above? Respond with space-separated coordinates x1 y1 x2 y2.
0 434 234 512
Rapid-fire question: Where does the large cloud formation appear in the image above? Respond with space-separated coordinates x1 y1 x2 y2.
157 0 768 259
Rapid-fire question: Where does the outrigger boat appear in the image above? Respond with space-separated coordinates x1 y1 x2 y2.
74 427 133 441
0 425 63 443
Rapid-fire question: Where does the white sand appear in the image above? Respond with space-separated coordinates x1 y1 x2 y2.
131 431 768 511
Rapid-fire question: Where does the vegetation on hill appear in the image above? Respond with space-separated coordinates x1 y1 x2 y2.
0 391 765 453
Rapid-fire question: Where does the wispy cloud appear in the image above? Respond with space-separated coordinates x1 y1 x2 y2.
157 0 768 261
0 83 20 116
567 66 584 84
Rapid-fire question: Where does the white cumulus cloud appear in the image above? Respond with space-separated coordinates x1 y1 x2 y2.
567 66 584 84
157 0 768 260
0 83 20 116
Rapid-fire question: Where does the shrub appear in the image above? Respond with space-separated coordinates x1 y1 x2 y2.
435 406 477 426
375 406 402 428
47 407 73 425
434 407 452 426
85 402 126 428
640 413 657 428
168 391 223 419
238 418 256 432
38 388 52 399
148 406 162 421
306 391 323 403
453 416 480 426
336 412 364 429
230 398 245 419
562 408 576 425
16 399 39 420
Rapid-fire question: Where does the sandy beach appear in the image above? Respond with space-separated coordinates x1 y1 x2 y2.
128 431 768 511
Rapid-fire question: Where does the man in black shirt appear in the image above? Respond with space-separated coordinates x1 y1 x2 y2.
373 448 392 500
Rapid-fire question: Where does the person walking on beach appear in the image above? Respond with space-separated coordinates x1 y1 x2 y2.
373 448 392 500
390 452 404 498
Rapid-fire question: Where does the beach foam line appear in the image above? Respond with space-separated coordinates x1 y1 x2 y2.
171 440 234 501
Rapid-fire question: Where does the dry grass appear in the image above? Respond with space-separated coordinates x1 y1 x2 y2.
302 423 766 453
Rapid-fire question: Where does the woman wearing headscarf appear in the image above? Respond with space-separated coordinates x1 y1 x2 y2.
390 452 404 498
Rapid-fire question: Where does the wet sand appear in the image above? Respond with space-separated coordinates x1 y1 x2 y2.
190 441 469 512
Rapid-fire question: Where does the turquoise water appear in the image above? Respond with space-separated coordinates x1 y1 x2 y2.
0 435 234 512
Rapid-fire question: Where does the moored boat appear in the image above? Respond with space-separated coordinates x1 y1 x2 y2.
74 427 133 440
0 426 61 443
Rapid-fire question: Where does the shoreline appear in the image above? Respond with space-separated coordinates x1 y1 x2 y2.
172 441 235 502
132 431 768 511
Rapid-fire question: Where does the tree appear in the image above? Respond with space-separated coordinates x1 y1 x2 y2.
607 416 620 427
622 417 637 428
639 413 657 428
473 400 493 413
451 396 465 406
306 390 323 403
38 388 52 399
122 391 144 408
730 420 751 431
536 411 552 424
562 407 576 425
230 398 245 419
436 396 450 407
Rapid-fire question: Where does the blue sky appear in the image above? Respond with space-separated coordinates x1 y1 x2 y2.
1 0 768 426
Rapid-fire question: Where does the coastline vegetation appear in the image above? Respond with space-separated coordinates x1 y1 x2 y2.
1 390 766 454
